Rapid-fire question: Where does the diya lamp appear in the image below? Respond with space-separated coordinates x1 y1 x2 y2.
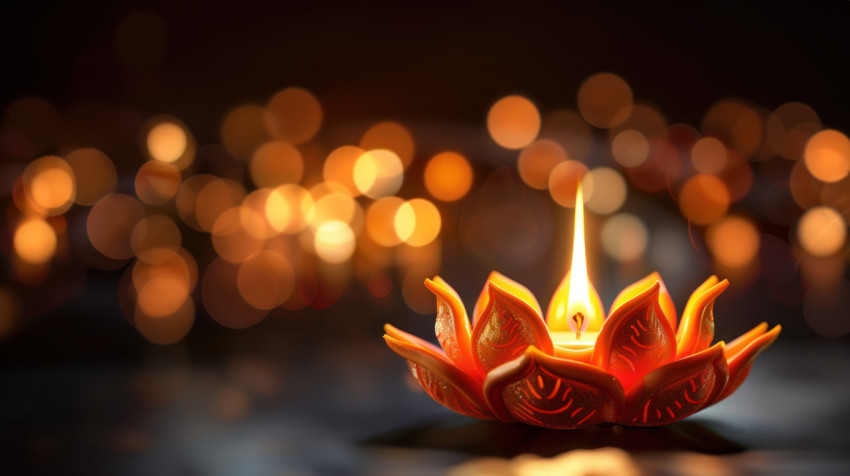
384 184 780 429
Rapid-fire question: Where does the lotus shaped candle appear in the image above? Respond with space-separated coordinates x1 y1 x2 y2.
384 186 780 428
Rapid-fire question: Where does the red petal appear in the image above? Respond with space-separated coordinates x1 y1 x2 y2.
592 282 676 390
712 324 781 404
384 327 494 420
472 271 543 326
425 277 475 372
484 346 624 428
471 279 554 374
610 272 677 332
675 277 728 359
620 343 728 426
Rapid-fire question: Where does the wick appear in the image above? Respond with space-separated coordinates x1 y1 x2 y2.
571 312 584 340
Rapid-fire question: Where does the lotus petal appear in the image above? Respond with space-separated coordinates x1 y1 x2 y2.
713 324 781 404
592 283 676 390
425 277 474 372
676 276 728 358
471 280 554 374
620 343 728 426
485 346 624 429
472 271 543 325
384 326 494 419
610 272 677 332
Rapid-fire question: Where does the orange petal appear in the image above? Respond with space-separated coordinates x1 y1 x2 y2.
472 271 543 325
484 346 624 428
545 270 606 332
471 279 554 374
610 272 677 332
384 330 494 420
620 343 728 426
592 282 676 390
675 278 729 359
425 277 474 372
712 324 781 404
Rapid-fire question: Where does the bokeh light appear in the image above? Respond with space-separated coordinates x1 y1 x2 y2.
353 149 404 198
220 104 270 159
577 72 633 129
265 184 314 234
264 87 322 144
310 183 361 231
237 250 295 310
702 100 764 158
706 216 760 267
65 148 117 206
691 137 728 174
211 207 265 263
548 160 589 208
135 161 181 206
195 178 246 232
131 215 182 261
250 141 304 188
624 138 683 194
314 220 356 263
583 167 627 215
601 213 648 262
323 145 364 196
766 101 821 160
360 122 415 168
394 198 442 247
87 193 145 261
487 95 541 149
611 129 650 167
804 129 850 183
14 218 57 264
366 197 405 247
678 174 730 225
797 206 846 256
147 121 188 163
424 151 473 201
22 155 75 215
517 140 566 190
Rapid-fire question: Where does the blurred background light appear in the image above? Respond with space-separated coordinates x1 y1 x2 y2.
264 87 322 144
487 95 541 150
359 122 415 168
517 139 566 190
577 72 633 129
797 206 846 257
424 151 473 201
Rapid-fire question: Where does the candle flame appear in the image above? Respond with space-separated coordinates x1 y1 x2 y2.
545 181 604 336
566 183 592 337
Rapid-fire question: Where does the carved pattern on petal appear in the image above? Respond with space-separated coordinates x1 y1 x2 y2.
621 343 728 426
407 360 494 420
593 283 676 391
471 282 553 374
484 348 624 428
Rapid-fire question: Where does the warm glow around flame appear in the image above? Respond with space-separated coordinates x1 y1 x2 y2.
546 182 605 339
